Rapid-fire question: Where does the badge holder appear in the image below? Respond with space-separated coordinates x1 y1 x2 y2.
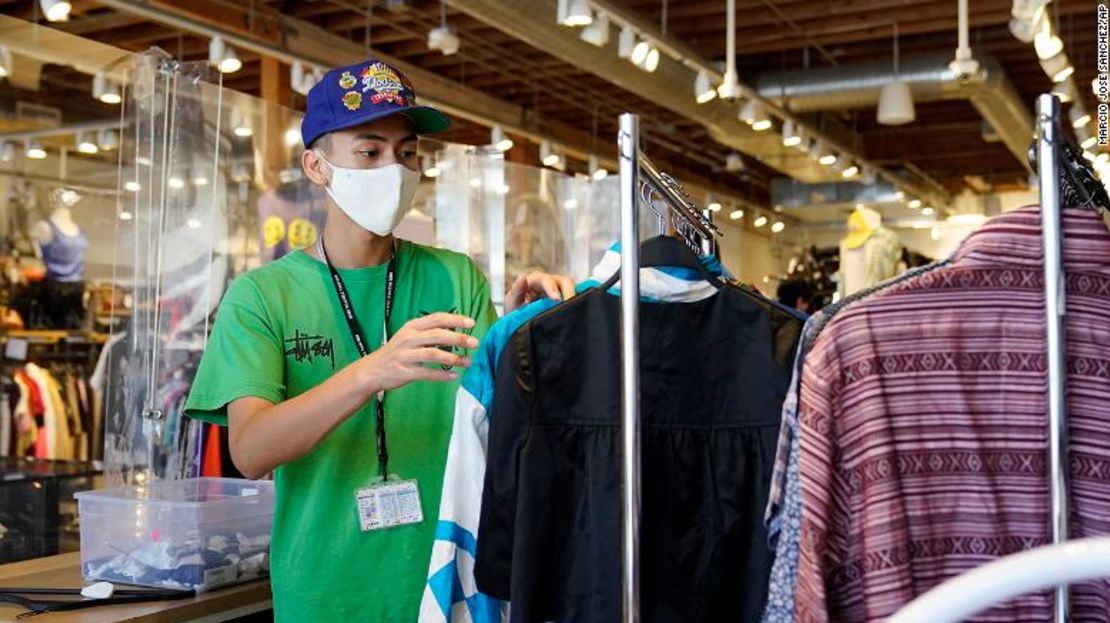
356 475 423 532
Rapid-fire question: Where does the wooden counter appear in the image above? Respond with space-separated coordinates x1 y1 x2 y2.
0 553 272 622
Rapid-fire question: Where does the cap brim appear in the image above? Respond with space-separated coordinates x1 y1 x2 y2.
399 107 451 135
313 106 451 143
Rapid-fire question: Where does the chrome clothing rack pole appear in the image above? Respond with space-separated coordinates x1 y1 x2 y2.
618 112 642 623
1036 92 1070 623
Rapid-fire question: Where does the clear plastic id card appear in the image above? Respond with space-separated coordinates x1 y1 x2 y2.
355 478 424 532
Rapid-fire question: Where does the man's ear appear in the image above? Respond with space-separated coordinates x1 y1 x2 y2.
302 149 330 186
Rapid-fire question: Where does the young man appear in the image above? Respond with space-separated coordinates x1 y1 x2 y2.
184 59 575 622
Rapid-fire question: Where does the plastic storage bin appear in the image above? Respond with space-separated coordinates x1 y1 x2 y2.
76 477 275 591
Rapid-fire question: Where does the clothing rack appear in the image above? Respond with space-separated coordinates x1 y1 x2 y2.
616 112 721 622
1036 93 1069 622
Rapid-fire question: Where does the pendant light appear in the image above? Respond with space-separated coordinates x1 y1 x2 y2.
97 128 119 151
878 23 915 125
782 119 803 148
427 1 460 56
588 155 608 181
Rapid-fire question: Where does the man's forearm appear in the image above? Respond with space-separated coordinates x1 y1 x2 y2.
229 361 378 478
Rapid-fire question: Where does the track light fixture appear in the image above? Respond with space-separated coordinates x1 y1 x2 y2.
490 125 513 152
589 155 608 181
93 73 122 105
580 11 610 47
76 132 98 154
39 0 71 22
694 70 717 104
540 141 563 168
557 0 593 27
25 140 46 160
209 37 242 74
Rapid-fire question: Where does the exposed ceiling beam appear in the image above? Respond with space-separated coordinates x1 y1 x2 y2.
447 0 950 209
92 0 765 208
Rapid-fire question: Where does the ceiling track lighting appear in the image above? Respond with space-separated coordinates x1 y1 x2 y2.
0 46 11 79
588 155 608 181
540 140 562 168
753 214 768 228
490 125 513 152
782 119 802 148
76 132 98 155
557 0 593 27
705 196 722 212
579 11 610 47
618 26 636 59
0 142 12 163
1082 136 1098 150
694 69 717 104
92 72 122 105
39 0 71 22
841 163 860 179
724 152 745 173
423 158 441 178
25 139 46 160
1071 108 1092 129
97 128 119 151
729 208 744 221
209 36 242 74
1034 20 1064 60
771 221 786 233
908 198 922 209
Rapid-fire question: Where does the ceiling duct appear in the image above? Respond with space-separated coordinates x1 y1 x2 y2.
755 52 1033 172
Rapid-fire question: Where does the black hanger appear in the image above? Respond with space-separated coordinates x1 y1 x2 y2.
1028 130 1110 213
599 235 724 291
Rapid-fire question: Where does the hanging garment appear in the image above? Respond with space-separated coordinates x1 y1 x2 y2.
794 206 1110 622
23 364 73 460
428 246 803 623
0 378 10 458
421 248 748 622
10 373 35 456
762 259 952 623
40 219 88 282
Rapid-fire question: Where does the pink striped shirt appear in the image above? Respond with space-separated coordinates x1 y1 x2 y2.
796 206 1110 622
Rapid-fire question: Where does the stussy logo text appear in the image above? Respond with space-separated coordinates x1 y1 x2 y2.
284 329 336 369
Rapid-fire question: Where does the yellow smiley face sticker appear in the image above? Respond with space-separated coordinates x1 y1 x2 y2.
287 218 318 249
262 216 285 249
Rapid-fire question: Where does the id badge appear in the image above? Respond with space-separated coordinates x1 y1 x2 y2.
355 478 424 532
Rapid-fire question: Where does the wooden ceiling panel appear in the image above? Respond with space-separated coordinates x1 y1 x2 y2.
0 0 1094 202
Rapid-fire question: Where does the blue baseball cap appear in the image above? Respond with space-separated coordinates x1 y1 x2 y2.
300 59 450 148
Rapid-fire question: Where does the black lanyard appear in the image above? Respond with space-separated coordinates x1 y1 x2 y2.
318 237 397 480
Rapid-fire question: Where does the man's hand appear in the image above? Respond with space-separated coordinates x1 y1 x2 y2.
355 312 479 393
505 271 576 313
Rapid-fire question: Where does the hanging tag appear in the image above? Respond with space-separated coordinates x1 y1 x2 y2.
355 479 423 532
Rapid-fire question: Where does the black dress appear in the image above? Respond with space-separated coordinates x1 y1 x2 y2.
475 285 803 623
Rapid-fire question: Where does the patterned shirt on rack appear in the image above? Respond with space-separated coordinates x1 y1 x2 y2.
795 206 1110 622
762 260 951 623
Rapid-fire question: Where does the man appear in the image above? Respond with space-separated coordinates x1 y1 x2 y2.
776 279 814 314
184 59 575 622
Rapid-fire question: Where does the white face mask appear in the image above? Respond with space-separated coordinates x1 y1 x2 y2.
315 152 421 236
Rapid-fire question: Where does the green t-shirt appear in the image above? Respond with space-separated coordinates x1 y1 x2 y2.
184 240 497 623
